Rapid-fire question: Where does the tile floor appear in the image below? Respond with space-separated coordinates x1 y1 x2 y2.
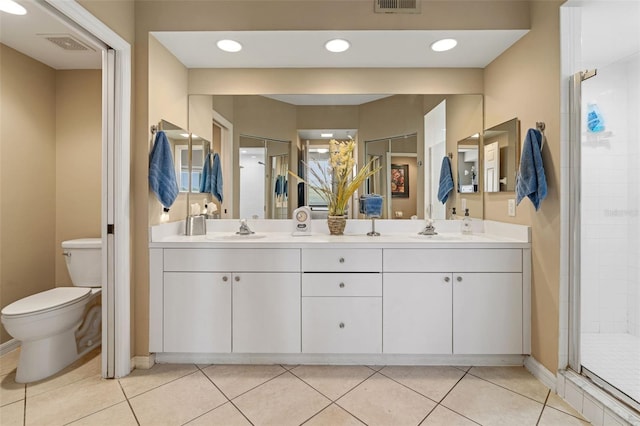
0 348 592 426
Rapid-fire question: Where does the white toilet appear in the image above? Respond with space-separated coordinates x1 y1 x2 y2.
1 238 102 383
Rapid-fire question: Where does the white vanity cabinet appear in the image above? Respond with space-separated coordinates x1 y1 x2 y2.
383 249 529 355
149 248 301 354
301 249 383 353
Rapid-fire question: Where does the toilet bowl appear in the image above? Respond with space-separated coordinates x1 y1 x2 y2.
1 238 102 383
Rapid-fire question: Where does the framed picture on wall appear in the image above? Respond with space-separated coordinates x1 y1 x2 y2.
390 164 409 198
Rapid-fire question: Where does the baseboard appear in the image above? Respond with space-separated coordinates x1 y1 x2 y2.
0 338 20 356
131 353 155 370
155 352 526 366
524 355 557 392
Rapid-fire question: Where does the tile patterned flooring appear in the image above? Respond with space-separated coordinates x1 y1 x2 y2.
0 348 592 425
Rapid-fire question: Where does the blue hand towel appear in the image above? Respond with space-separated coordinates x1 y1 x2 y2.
437 156 454 204
199 152 212 193
211 153 223 203
149 131 179 209
516 128 547 210
359 194 383 217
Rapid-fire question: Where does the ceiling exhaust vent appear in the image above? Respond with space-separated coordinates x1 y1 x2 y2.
375 0 421 14
40 34 95 51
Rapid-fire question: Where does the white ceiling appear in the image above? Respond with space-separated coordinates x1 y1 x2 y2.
0 0 102 69
152 30 529 69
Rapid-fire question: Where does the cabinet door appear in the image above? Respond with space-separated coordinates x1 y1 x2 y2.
302 297 382 353
164 272 231 353
383 273 452 354
453 273 523 354
233 273 301 353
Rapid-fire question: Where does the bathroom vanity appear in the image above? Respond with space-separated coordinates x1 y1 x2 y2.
149 219 531 365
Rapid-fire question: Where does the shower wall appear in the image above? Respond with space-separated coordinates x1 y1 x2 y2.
580 53 640 337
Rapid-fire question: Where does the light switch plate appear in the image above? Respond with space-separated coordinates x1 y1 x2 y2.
508 199 516 216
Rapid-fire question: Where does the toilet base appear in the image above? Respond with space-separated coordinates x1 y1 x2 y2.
15 322 101 383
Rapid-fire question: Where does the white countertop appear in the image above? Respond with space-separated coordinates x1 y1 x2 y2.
149 219 531 249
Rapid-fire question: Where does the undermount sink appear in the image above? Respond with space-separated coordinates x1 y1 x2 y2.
206 233 266 240
410 233 464 241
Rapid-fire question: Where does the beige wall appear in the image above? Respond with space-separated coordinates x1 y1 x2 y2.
148 35 189 224
55 70 102 286
131 1 537 358
483 1 563 372
0 45 57 343
0 48 101 344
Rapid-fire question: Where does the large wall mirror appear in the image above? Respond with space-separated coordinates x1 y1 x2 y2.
483 118 520 192
187 94 484 220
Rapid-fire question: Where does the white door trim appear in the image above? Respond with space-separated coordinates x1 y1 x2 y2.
44 0 132 378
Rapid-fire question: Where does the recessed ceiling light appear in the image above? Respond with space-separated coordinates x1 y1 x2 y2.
0 0 27 15
180 133 189 138
217 39 242 53
316 148 329 154
320 133 334 138
325 39 350 53
431 38 458 52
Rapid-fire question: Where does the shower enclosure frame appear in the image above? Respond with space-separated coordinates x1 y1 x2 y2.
568 69 639 413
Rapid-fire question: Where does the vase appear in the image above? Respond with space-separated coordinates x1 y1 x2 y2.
327 215 347 235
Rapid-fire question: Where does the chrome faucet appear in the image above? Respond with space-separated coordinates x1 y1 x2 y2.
236 219 255 235
418 218 438 236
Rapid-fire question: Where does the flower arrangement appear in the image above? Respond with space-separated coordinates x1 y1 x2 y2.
289 139 381 217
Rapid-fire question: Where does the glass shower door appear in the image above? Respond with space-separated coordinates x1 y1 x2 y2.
574 53 640 408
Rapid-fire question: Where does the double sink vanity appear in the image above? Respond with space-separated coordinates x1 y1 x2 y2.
149 219 531 365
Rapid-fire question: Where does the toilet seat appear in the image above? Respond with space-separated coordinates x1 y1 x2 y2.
1 288 92 318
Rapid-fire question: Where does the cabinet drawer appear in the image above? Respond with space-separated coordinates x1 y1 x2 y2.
164 248 300 272
302 248 382 272
302 273 381 297
383 249 522 273
302 297 382 353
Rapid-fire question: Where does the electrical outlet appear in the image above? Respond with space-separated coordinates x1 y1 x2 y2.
508 199 516 217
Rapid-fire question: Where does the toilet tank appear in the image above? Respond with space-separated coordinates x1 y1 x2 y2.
61 238 102 287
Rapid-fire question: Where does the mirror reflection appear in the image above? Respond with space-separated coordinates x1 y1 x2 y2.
187 94 484 219
239 135 290 219
457 134 480 194
483 118 520 192
365 133 418 219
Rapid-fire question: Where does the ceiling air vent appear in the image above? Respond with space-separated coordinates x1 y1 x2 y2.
375 0 421 14
41 34 95 51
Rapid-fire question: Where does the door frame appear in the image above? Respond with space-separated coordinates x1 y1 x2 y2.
45 0 132 378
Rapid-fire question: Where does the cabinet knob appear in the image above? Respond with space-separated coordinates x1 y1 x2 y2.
339 322 345 329
456 276 463 282
222 276 229 282
234 276 240 282
444 276 450 283
339 282 345 288
339 257 345 264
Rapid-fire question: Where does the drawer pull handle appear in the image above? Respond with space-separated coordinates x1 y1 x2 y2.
222 276 229 282
339 257 345 264
444 276 450 283
339 322 345 329
235 276 240 282
456 276 463 282
339 282 345 288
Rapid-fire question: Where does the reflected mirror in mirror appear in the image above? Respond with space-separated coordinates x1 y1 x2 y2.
483 118 520 192
457 134 479 194
365 133 418 219
239 135 290 219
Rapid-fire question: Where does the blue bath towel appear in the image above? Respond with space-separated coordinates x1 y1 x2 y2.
199 152 212 193
516 128 547 210
211 153 223 203
437 156 454 204
149 131 179 209
359 194 383 217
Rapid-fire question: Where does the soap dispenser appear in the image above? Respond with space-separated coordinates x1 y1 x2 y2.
449 207 457 220
461 208 472 234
